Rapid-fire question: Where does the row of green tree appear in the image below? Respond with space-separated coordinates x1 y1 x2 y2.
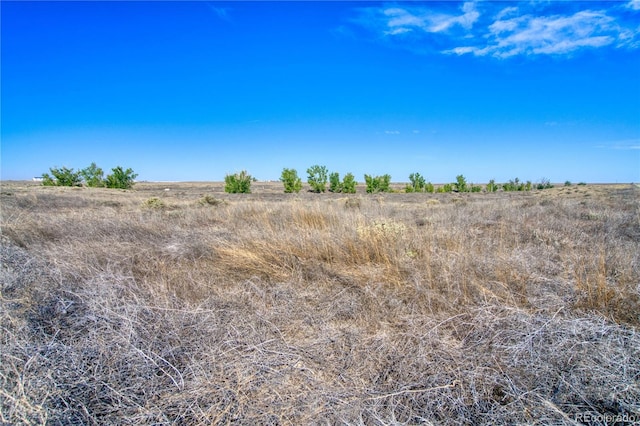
225 167 557 194
41 163 557 194
225 166 391 194
406 174 555 193
41 163 138 189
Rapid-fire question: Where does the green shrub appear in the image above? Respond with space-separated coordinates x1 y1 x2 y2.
41 174 55 186
486 179 498 192
199 195 224 206
342 173 357 194
565 180 572 186
307 165 328 193
344 197 361 209
536 178 554 190
442 183 453 193
280 168 302 193
470 185 482 193
406 172 426 193
425 182 435 193
329 172 342 193
454 175 468 193
106 166 138 189
225 170 252 193
41 166 82 187
364 174 391 193
142 197 165 209
503 178 529 192
578 182 587 186
80 162 105 187
328 172 357 193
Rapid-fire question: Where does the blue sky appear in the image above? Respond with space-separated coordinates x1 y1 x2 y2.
2 1 639 183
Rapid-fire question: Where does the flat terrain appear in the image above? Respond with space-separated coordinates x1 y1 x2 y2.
1 181 639 424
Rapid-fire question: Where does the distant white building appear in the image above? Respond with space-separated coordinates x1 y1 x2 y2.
33 177 44 182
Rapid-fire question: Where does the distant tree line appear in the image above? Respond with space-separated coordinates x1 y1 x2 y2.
223 167 558 194
42 163 558 194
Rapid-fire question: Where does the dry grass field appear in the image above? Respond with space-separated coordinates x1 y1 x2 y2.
1 180 639 425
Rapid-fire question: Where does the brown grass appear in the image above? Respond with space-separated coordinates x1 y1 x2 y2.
1 181 639 424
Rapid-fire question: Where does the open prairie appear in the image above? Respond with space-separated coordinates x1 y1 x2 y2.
1 181 639 425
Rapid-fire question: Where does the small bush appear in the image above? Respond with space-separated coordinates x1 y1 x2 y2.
454 175 468 193
307 165 328 193
198 195 224 206
425 182 435 193
342 173 357 194
80 162 105 187
329 172 357 193
280 168 302 193
106 166 138 189
142 197 165 209
503 178 531 192
344 197 361 209
486 179 498 192
329 172 342 193
537 178 554 190
565 180 572 186
470 185 482 193
364 174 391 193
578 182 587 186
503 178 517 191
41 167 82 187
357 220 407 239
225 171 252 194
442 183 453 193
406 173 426 193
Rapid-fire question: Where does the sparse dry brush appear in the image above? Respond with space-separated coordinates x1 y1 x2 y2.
1 182 639 424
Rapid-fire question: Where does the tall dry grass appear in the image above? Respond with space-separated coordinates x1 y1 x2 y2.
1 182 639 424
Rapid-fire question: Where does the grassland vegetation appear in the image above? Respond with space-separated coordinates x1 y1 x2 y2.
1 181 639 424
198 194 225 206
142 196 166 209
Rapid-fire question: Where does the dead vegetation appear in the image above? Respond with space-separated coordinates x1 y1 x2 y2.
1 181 639 424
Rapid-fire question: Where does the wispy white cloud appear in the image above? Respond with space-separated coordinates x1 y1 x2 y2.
627 0 640 11
381 2 479 36
385 130 400 135
354 1 640 58
596 139 640 150
455 9 624 58
207 3 232 22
